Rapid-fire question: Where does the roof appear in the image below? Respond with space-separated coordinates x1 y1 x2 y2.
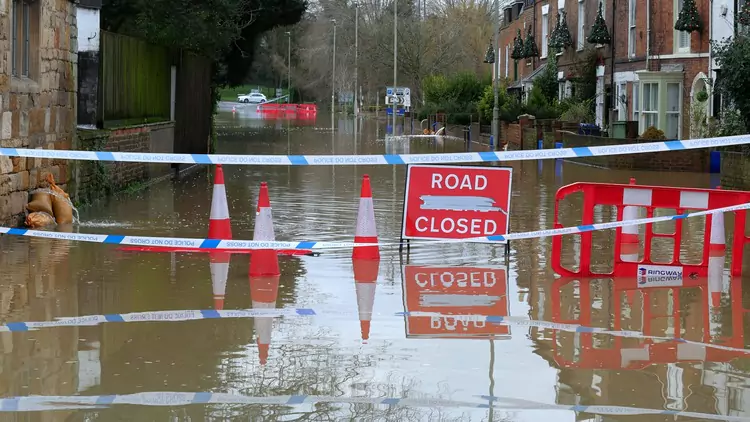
506 62 548 90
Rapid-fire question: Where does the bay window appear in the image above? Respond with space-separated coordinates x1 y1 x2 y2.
636 71 684 138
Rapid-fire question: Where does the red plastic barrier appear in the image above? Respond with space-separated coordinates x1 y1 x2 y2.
551 180 750 278
549 276 747 370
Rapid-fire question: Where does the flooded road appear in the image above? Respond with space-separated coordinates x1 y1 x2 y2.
1 109 749 421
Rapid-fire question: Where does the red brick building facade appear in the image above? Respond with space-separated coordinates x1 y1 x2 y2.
497 0 710 139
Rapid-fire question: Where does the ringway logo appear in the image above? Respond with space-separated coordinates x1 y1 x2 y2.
637 265 684 288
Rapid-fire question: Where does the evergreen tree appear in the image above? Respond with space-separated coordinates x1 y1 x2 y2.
549 12 562 49
587 1 611 45
674 0 702 33
556 11 574 49
739 0 750 26
511 29 525 60
523 25 540 58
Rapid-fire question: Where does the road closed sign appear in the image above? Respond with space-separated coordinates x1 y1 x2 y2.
401 165 512 241
402 265 510 339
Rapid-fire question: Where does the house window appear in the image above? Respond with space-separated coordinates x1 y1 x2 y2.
577 0 586 50
674 0 690 52
628 0 636 56
617 82 627 121
542 9 549 58
666 82 681 139
505 44 510 77
10 0 39 79
557 3 565 56
642 82 659 130
633 82 640 123
577 0 585 50
559 81 566 101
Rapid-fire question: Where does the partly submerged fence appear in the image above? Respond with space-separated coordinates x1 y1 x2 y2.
99 31 171 127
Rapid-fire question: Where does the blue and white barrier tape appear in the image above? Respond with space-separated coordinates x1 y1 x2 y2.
0 135 746 165
1 392 747 420
3 308 749 357
2 202 749 250
0 308 315 332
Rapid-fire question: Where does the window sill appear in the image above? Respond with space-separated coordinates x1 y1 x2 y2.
596 44 605 49
556 52 563 56
10 76 40 94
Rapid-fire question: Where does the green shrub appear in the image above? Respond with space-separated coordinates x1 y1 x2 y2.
559 98 595 123
696 89 709 103
640 126 666 140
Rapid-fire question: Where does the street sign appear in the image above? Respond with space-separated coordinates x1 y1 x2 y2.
402 265 510 339
386 107 405 116
401 165 513 242
386 86 411 108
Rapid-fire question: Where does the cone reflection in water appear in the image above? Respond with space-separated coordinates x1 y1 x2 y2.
620 243 639 307
353 259 380 342
250 274 280 365
208 164 232 240
209 253 230 310
353 175 380 260
250 182 280 276
708 249 726 313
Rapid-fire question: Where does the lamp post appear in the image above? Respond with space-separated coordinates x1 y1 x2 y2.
392 0 397 135
285 31 291 104
483 0 500 150
332 18 337 114
354 2 359 118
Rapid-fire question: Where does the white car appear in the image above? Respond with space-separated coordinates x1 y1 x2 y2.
238 92 267 104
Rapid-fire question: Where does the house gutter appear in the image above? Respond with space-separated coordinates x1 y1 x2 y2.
610 0 616 122
646 0 651 70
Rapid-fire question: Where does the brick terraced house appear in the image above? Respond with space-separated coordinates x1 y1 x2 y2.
497 0 714 139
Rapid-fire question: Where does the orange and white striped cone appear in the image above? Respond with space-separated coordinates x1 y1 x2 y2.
208 164 232 240
209 253 230 310
249 182 280 276
620 177 640 245
709 213 726 255
251 275 280 365
352 175 380 260
353 259 379 342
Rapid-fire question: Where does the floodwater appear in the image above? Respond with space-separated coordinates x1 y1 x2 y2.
1 106 750 421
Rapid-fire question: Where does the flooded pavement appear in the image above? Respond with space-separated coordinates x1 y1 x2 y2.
1 109 750 421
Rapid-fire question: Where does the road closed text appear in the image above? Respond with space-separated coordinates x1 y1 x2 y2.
414 216 497 235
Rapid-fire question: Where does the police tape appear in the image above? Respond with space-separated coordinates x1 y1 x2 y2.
0 392 747 420
0 308 315 332
3 307 749 358
1 202 749 250
0 134 748 165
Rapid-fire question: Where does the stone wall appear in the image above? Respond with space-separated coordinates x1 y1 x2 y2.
0 0 78 225
74 122 174 206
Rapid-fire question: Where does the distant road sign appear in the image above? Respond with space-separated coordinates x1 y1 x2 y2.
386 86 411 108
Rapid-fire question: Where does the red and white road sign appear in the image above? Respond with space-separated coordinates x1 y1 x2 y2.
401 165 512 241
402 265 510 339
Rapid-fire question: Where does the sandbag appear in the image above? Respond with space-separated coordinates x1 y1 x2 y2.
26 192 53 215
46 173 73 224
25 211 56 228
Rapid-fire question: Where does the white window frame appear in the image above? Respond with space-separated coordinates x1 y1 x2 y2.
505 44 509 77
617 82 627 121
557 1 565 56
628 0 636 57
558 81 566 101
633 81 640 123
641 81 659 131
577 0 585 50
542 6 549 58
665 82 682 139
674 0 690 53
600 0 606 17
636 71 684 137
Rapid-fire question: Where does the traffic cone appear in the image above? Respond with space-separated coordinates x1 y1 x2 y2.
621 178 640 245
250 275 280 365
353 175 380 260
708 251 725 311
709 213 726 254
208 165 232 240
249 182 280 276
353 259 379 342
209 253 230 310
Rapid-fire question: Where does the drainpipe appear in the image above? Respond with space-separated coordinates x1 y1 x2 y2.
533 1 536 70
708 0 713 116
646 0 651 70
610 0 616 124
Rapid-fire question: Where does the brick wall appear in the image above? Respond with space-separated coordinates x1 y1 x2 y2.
720 152 750 190
560 132 709 171
75 122 175 205
498 4 535 84
507 123 522 148
0 0 77 226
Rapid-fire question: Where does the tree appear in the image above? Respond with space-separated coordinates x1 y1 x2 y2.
674 0 702 33
712 34 750 129
587 1 611 45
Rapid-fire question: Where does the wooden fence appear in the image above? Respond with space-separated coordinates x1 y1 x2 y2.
174 52 213 155
98 31 171 127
